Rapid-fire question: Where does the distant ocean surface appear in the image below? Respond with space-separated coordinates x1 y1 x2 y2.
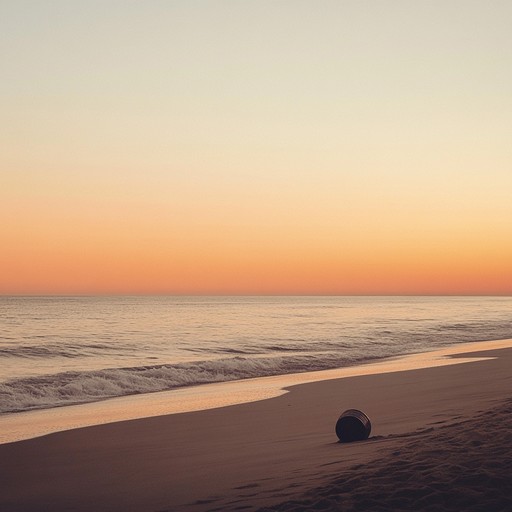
1 296 511 415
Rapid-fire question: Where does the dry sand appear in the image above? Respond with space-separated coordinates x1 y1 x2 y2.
1 344 511 511
257 398 512 512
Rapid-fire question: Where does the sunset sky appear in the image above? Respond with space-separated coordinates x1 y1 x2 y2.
2 1 511 295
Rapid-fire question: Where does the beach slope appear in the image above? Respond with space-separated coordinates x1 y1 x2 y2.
1 346 511 511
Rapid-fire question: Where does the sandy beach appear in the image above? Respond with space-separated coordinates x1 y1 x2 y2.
1 343 511 511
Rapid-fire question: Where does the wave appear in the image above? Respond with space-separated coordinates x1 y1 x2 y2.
0 341 134 359
1 316 511 414
0 352 382 414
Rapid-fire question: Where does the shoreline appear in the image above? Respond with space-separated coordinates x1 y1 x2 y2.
1 342 511 511
1 337 512 445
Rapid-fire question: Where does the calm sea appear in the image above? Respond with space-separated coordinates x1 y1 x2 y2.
1 296 511 415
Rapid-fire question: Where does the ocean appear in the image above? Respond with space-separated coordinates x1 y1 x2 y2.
1 296 511 415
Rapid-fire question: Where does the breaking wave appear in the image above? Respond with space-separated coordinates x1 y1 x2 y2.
0 353 374 413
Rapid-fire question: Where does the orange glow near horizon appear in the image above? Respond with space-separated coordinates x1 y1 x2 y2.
2 199 511 295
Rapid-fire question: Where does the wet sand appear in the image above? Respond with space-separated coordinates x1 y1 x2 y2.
1 344 511 511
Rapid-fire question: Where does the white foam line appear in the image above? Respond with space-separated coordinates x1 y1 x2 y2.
1 338 511 445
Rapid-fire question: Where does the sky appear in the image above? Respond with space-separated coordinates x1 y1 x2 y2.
1 0 511 295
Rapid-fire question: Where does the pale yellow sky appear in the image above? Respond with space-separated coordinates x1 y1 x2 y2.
1 1 511 294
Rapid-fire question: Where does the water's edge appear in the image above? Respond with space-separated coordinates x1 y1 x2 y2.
1 338 511 445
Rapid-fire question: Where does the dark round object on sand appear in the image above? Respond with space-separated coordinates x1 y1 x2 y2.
335 409 371 443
